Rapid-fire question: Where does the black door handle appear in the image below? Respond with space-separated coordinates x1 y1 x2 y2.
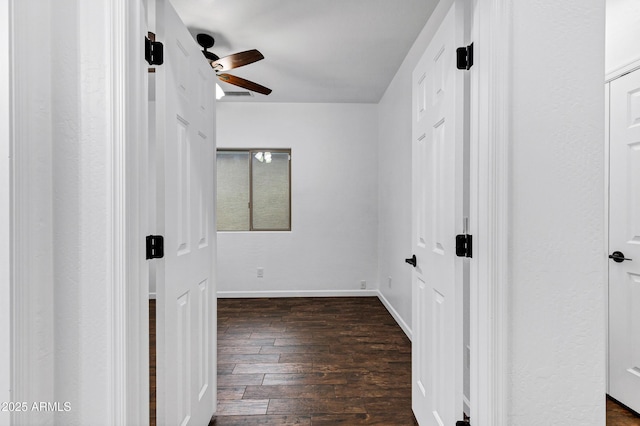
405 254 417 267
609 251 632 263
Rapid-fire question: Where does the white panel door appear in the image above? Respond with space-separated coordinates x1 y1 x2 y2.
155 0 217 424
609 68 640 413
410 4 464 425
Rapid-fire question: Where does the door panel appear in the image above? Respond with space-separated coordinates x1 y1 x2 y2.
609 68 640 413
155 0 217 424
416 277 428 400
411 4 464 425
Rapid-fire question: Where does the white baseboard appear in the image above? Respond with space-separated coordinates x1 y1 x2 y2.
148 292 156 300
216 289 379 298
215 288 413 342
375 290 412 341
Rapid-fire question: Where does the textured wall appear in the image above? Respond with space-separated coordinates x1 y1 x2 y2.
51 1 113 422
509 1 606 424
10 0 56 423
11 0 117 423
217 102 379 295
0 1 11 423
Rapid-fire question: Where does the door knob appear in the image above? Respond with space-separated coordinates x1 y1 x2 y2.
405 254 417 267
609 251 632 263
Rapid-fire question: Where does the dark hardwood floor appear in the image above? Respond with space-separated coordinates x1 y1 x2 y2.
212 297 416 425
607 397 640 425
149 298 640 425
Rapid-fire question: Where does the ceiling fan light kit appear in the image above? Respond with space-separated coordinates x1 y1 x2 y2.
196 32 272 96
216 84 225 100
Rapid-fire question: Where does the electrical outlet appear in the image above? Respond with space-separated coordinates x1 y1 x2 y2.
257 267 264 278
360 280 366 289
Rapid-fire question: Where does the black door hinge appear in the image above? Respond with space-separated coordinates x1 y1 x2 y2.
145 35 164 66
455 234 473 258
456 43 474 70
146 235 164 259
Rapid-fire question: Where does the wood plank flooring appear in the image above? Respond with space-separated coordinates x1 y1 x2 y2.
607 397 640 425
212 297 416 425
149 298 640 425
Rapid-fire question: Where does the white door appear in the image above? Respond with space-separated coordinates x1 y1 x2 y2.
155 0 217 424
410 4 465 425
608 68 640 413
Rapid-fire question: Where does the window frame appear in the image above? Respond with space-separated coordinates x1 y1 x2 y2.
216 148 292 232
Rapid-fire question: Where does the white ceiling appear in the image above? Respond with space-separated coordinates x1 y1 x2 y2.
169 0 439 103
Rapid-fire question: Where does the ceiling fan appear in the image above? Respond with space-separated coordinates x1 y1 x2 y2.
196 33 272 96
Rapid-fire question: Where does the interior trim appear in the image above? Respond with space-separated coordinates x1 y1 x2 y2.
108 0 149 423
217 289 379 298
376 290 412 341
470 0 511 424
605 57 640 83
604 81 610 394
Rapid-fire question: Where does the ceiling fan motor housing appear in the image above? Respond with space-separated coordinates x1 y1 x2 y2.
196 33 215 49
197 33 219 62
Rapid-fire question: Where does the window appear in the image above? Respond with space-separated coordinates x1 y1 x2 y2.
216 149 291 231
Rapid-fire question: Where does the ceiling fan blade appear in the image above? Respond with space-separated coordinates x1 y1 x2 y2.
211 49 264 71
218 74 272 95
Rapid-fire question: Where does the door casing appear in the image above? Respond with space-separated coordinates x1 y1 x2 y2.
469 0 511 424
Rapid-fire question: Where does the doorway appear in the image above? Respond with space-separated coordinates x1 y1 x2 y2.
606 67 640 420
605 0 640 420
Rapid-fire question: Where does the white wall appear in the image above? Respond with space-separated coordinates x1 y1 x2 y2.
10 0 56 423
216 102 379 296
0 1 11 424
606 0 640 77
508 1 606 424
50 2 112 421
10 0 146 423
377 0 454 335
